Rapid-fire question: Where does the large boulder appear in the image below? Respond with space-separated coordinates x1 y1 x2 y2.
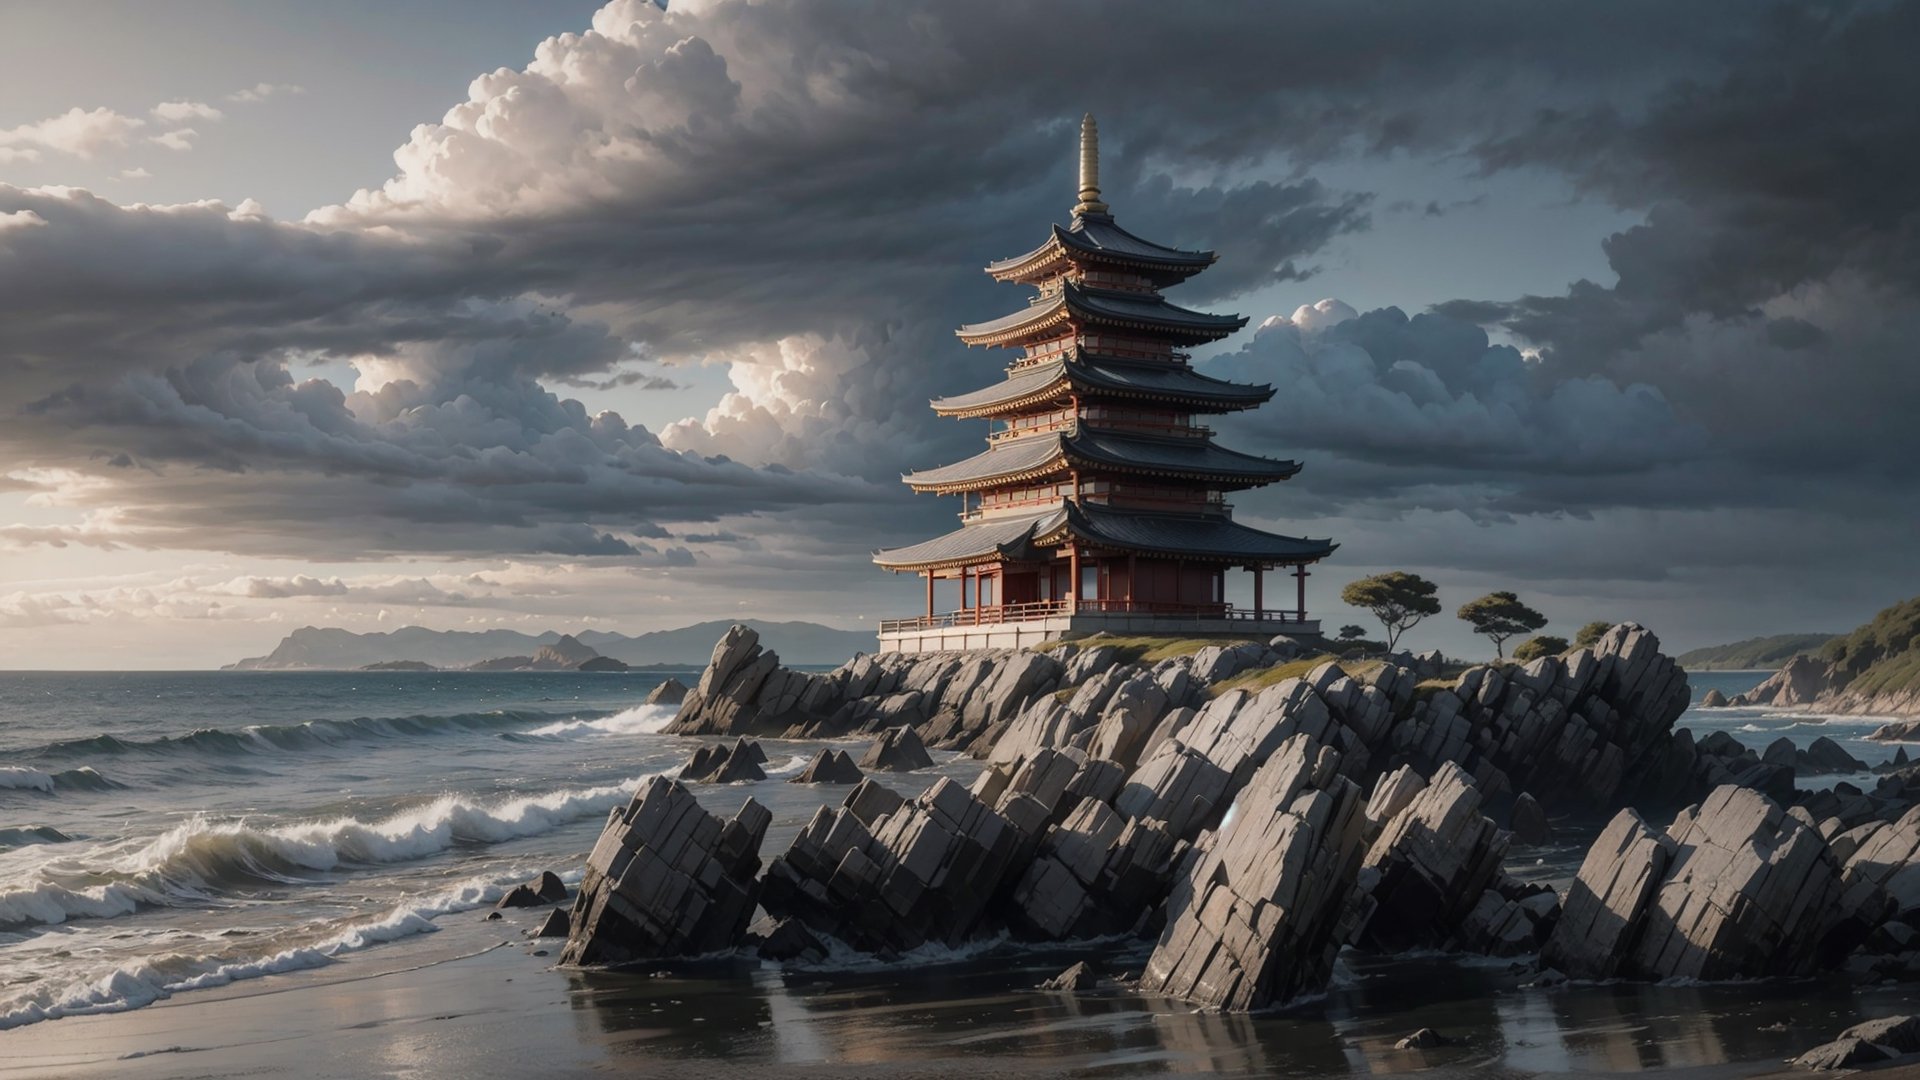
1140 734 1370 1011
1357 762 1510 953
560 777 770 965
1543 786 1842 981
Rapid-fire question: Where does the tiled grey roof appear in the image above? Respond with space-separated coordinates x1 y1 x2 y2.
902 432 1065 488
984 213 1215 276
1065 428 1301 485
1063 213 1215 266
929 353 1272 414
1057 502 1337 562
903 427 1301 490
872 509 1064 569
956 282 1245 343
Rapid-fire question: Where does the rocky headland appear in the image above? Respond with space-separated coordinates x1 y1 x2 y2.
1712 595 1920 719
550 621 1920 1013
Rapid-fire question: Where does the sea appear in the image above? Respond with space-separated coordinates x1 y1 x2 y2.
1 666 1915 1076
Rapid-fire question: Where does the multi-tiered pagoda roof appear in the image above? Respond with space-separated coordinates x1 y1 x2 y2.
873 115 1335 649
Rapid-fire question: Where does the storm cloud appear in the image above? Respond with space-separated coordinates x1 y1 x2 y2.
1 0 1914 658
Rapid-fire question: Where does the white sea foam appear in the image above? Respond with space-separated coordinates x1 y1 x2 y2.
0 767 54 792
762 753 811 779
0 873 518 1030
528 703 676 737
0 774 650 928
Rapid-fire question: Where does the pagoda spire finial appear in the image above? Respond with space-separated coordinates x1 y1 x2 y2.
1075 113 1108 216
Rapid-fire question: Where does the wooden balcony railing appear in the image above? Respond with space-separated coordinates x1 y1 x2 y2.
878 600 1313 634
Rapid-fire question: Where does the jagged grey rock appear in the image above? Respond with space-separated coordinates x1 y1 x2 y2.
1039 960 1099 991
789 748 864 784
644 678 689 706
678 737 768 783
561 777 769 965
530 908 571 938
1544 786 1842 981
1141 734 1369 1011
1358 762 1510 952
1510 791 1551 845
857 726 935 771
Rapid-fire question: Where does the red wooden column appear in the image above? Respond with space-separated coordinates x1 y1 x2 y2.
1253 566 1264 620
924 572 934 622
1126 552 1137 613
1294 564 1309 622
974 571 983 621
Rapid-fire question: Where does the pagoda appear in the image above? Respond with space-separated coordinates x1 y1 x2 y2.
875 115 1336 653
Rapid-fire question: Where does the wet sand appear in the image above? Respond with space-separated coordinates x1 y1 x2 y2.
4 898 1907 1080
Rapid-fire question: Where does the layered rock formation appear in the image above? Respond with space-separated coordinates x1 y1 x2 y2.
1543 786 1843 980
678 737 768 783
560 621 1920 1010
561 777 770 965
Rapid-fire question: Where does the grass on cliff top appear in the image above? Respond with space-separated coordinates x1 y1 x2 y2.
1207 656 1389 697
1038 635 1265 665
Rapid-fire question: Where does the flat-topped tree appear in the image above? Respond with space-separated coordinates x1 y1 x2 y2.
873 115 1337 653
1341 572 1440 652
1459 591 1548 659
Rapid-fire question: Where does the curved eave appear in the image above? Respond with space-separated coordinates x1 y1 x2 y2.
985 223 1216 285
1061 431 1302 491
900 434 1069 495
1036 503 1339 565
955 286 1248 349
872 510 1063 572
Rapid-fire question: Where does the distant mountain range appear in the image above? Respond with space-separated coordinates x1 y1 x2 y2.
224 620 872 670
1675 633 1839 670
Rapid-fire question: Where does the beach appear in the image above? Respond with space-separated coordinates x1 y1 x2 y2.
3 666 1915 1077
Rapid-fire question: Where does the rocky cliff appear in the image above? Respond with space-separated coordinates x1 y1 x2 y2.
557 621 1920 1011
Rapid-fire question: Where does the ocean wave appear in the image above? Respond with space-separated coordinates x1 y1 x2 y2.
0 768 53 793
0 766 125 795
22 708 588 762
0 873 515 1030
0 773 649 929
527 703 675 737
0 826 75 850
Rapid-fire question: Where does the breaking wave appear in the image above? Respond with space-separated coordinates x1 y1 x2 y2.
526 703 675 737
0 774 648 929
762 754 811 780
0 825 75 850
20 708 590 762
0 873 517 1030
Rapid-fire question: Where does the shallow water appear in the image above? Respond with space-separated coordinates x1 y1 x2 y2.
0 666 1910 1075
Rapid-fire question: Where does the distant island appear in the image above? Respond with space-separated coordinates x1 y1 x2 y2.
229 619 872 671
1676 632 1838 670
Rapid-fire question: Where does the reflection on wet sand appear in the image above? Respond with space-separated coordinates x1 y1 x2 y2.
552 945 1920 1076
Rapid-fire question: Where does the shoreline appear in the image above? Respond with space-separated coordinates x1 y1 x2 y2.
0 903 1890 1080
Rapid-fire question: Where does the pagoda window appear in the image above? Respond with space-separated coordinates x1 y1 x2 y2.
1081 404 1201 435
991 409 1075 440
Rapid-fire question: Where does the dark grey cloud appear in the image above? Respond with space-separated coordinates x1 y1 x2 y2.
0 0 1912 641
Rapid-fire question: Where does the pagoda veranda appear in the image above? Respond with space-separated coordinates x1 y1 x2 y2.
875 116 1336 654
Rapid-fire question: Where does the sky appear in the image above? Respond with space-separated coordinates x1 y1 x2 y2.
2 0 1916 668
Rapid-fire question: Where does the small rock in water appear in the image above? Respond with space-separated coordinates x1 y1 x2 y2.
1510 791 1551 845
645 677 689 707
679 737 769 783
1395 1028 1451 1050
1793 1036 1890 1070
484 911 503 921
1699 688 1728 707
788 748 864 785
856 726 935 772
497 870 569 908
1039 961 1098 992
530 908 571 938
